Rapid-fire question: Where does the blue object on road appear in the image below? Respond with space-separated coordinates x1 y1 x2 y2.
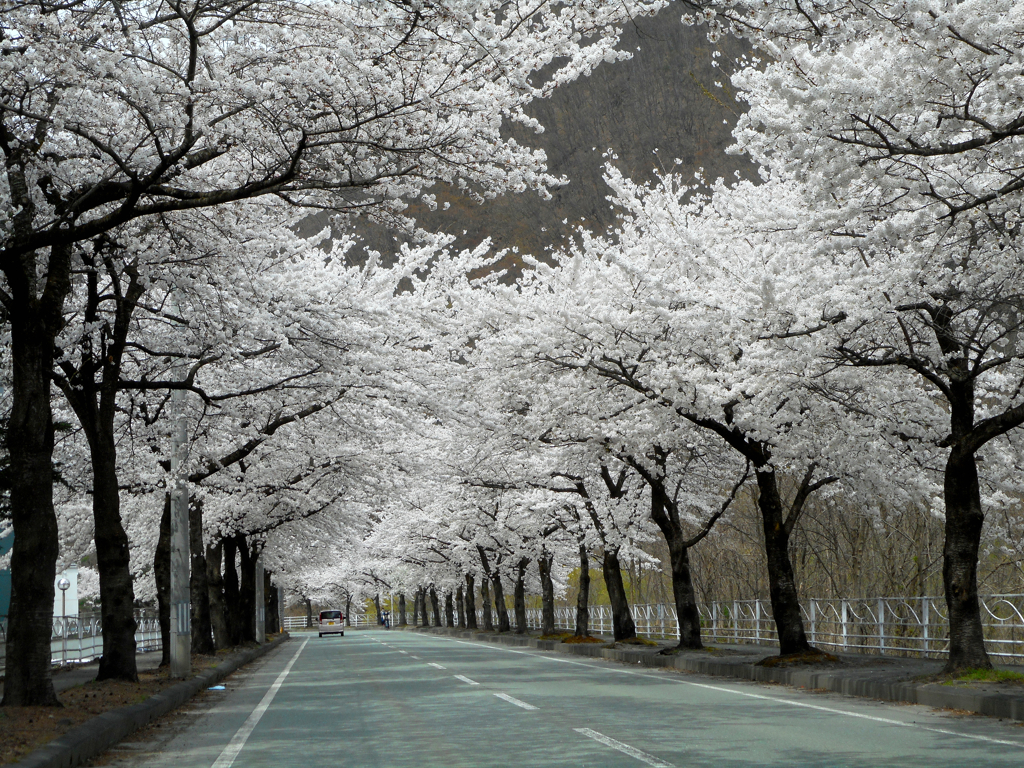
208 685 226 690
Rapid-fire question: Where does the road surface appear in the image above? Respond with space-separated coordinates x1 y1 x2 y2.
94 630 1024 767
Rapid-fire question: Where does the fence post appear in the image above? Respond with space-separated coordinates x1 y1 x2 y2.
922 598 930 655
755 600 762 643
733 600 739 643
809 599 817 646
878 598 885 654
841 599 848 650
712 602 718 640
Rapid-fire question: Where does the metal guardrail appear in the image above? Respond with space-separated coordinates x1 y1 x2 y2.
519 595 1024 661
0 612 162 668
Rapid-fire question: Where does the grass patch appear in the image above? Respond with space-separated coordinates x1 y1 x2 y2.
539 632 573 641
562 635 605 644
756 650 840 668
945 668 1024 685
617 637 660 647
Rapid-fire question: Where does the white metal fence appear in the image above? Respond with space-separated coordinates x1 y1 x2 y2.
0 612 162 668
518 595 1024 661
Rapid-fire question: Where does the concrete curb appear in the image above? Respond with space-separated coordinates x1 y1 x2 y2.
11 633 291 768
400 626 1024 722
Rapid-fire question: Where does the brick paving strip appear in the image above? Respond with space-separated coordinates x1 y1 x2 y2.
6 634 289 768
398 626 1024 722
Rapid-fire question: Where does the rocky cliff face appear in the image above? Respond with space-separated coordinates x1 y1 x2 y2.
338 11 753 276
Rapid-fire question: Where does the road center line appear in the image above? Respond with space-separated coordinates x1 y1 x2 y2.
453 674 479 685
574 728 674 767
211 639 308 768
429 636 1024 749
494 692 538 710
427 662 446 669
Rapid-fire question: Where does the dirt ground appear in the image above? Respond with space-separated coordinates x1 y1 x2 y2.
0 651 233 766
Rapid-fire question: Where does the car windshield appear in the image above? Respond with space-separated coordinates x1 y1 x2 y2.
320 611 342 620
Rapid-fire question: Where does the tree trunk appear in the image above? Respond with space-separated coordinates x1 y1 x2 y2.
465 574 478 630
412 590 422 626
373 593 381 625
603 548 637 641
648 484 703 649
1 241 72 707
419 588 429 627
491 572 511 632
514 559 529 634
539 555 556 636
91 426 138 682
429 587 441 627
345 594 352 627
756 471 812 655
189 502 214 654
155 494 172 667
943 446 992 671
445 591 455 627
456 585 466 629
237 538 257 643
223 536 243 646
265 573 279 635
480 578 494 631
575 545 591 637
398 593 407 626
206 540 230 650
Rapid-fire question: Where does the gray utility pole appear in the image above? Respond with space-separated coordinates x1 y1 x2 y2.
169 384 191 678
255 554 266 644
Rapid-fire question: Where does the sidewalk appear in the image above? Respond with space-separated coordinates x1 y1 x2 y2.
0 652 164 698
399 625 1024 722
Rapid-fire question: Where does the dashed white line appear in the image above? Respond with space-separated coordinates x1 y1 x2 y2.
428 636 1024 749
494 693 537 710
453 675 479 685
398 650 409 654
411 655 421 659
211 639 308 768
574 728 674 767
427 662 446 669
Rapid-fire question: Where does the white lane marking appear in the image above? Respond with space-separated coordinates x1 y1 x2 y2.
430 637 1024 749
411 655 421 659
211 639 308 768
575 728 674 767
494 692 538 710
453 674 479 685
427 662 446 669
399 650 409 654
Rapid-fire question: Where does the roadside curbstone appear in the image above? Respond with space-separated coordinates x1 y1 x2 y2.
401 625 1024 722
11 633 291 768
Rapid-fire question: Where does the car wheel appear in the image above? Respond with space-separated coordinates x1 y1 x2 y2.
340 632 344 637
318 633 323 637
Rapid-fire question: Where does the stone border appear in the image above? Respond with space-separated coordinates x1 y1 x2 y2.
402 626 1024 722
11 633 291 768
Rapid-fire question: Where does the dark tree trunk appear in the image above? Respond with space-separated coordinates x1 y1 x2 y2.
943 446 992 671
412 590 422 626
445 591 455 627
1 240 72 707
514 559 529 634
398 593 407 626
429 587 441 627
575 545 591 637
91 427 138 682
155 495 172 667
373 594 381 625
190 502 214 654
480 578 494 631
648 483 703 650
237 538 257 643
419 588 429 627
603 548 637 641
345 594 352 627
539 555 556 636
491 572 511 632
456 586 466 629
265 573 279 635
206 540 230 649
756 471 812 655
465 574 478 630
223 537 243 646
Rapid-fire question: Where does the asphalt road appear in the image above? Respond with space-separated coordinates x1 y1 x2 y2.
94 630 1024 767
